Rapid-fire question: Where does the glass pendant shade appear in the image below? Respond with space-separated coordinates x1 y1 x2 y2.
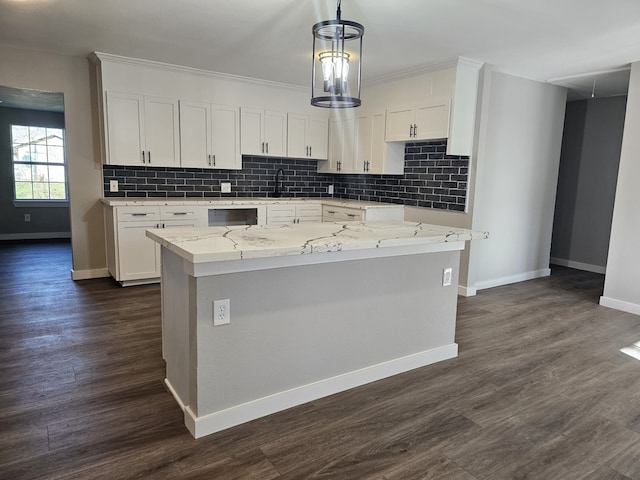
311 2 364 108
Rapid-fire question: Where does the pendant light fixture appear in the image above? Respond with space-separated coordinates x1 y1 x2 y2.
311 0 364 108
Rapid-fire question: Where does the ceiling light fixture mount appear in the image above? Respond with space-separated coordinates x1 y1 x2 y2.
311 0 364 108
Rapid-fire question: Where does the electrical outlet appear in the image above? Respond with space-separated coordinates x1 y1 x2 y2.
328 184 334 195
213 299 230 326
109 180 119 192
221 182 231 193
443 267 453 287
24 213 31 222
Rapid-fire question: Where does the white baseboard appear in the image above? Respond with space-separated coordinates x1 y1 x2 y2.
475 268 551 291
164 379 187 411
70 268 110 281
458 285 477 297
599 296 640 316
0 232 71 240
550 257 606 274
182 343 459 439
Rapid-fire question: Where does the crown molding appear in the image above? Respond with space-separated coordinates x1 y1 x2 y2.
365 57 484 86
89 52 309 93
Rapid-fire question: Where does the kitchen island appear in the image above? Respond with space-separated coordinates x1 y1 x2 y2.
147 221 487 438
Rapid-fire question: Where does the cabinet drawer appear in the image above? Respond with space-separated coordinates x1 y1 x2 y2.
116 206 161 222
322 205 364 222
160 205 201 220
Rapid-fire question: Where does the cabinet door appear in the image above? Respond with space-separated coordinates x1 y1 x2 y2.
117 221 160 281
356 114 373 173
144 96 180 167
266 204 296 225
106 92 145 165
369 112 386 174
296 204 322 223
179 101 211 168
287 114 308 159
385 106 414 141
211 105 241 170
320 115 355 173
264 111 287 157
415 99 450 140
307 115 328 160
240 107 264 155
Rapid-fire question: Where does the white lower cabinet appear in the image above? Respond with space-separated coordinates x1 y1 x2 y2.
322 205 364 223
105 205 205 285
322 204 405 222
266 204 322 226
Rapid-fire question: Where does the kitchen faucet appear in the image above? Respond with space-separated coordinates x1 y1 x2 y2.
273 168 285 197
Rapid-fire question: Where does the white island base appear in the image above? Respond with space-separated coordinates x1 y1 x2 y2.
149 222 486 438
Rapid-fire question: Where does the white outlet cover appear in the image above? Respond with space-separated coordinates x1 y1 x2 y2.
213 299 230 326
221 182 231 193
443 267 453 287
328 185 334 195
109 180 119 192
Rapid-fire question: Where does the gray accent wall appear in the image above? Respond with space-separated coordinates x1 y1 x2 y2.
551 96 626 272
0 106 71 239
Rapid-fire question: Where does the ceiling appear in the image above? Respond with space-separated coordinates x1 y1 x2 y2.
0 0 639 104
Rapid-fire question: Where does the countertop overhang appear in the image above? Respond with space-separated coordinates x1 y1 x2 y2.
146 221 489 269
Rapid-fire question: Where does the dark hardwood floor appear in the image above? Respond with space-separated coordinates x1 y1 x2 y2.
2 240 640 479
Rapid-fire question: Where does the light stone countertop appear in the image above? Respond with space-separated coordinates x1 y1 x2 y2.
146 221 489 264
101 197 403 210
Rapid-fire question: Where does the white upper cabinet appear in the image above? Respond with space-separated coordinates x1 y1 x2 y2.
356 111 405 175
319 114 356 174
385 98 451 142
241 107 287 157
287 114 328 160
105 91 180 167
179 101 241 170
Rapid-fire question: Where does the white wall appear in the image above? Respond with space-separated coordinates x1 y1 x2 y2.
600 61 640 315
468 69 567 291
0 45 106 279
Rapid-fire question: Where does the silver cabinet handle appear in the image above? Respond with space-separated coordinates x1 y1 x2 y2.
172 212 187 216
337 161 341 171
147 151 151 163
409 125 413 137
413 124 417 138
266 142 269 154
327 210 336 214
213 154 216 166
261 142 265 153
309 145 312 156
142 150 146 163
132 213 148 217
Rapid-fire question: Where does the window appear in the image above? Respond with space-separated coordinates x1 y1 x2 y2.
11 124 67 201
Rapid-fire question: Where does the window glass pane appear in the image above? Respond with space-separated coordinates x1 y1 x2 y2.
14 164 32 181
11 123 67 201
32 164 49 183
11 125 29 145
15 182 33 199
48 165 66 183
33 144 47 162
47 128 64 146
29 126 46 144
50 183 66 199
32 182 49 199
47 146 65 163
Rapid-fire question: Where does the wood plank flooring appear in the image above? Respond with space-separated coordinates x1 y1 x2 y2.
1 240 640 479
